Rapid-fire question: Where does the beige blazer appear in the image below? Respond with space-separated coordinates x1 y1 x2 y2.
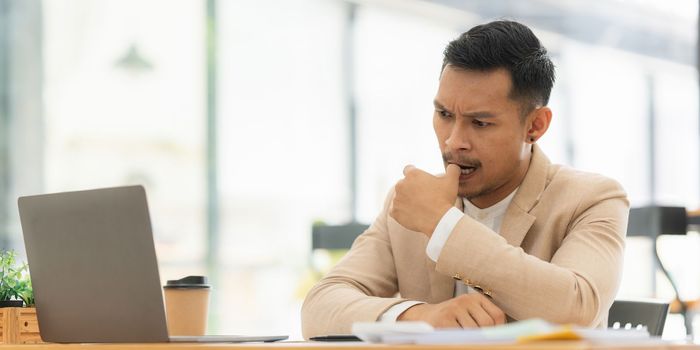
301 145 629 339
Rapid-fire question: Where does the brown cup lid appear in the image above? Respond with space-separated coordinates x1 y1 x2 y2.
164 275 211 289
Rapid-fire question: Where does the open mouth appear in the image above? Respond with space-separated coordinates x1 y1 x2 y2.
453 163 478 176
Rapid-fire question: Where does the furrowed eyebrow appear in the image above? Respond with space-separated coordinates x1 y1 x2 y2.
433 100 495 119
462 111 496 119
433 100 449 111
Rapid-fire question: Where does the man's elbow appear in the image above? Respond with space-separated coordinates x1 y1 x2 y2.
301 288 326 339
301 313 322 340
545 292 604 327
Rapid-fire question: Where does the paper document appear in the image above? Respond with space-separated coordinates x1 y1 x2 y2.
352 319 651 344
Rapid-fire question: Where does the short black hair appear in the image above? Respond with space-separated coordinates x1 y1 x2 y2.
442 20 555 115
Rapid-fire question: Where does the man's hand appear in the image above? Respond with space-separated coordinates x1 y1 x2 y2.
390 164 460 236
397 294 506 328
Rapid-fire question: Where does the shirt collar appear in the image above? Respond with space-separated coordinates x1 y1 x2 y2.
462 188 518 220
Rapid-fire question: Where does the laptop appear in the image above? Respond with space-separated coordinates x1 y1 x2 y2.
17 185 288 343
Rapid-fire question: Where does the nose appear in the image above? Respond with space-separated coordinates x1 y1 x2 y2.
444 120 471 152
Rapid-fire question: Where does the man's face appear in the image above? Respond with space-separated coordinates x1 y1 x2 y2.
433 65 532 208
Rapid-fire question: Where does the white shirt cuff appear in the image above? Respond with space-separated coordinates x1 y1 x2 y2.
379 301 425 322
426 207 464 262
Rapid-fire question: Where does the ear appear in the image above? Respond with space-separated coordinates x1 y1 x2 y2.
525 106 552 143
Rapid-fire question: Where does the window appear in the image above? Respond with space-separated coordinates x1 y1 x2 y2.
1 0 697 340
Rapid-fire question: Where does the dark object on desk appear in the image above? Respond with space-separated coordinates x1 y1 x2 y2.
0 300 23 308
310 335 362 342
608 299 669 336
18 186 288 344
312 222 369 250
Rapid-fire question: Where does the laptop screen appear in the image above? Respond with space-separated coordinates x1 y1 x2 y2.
19 185 170 343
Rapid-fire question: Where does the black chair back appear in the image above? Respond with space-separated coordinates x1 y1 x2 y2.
608 300 669 336
311 223 369 250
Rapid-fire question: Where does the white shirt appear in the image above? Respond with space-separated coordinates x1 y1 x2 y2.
379 190 517 322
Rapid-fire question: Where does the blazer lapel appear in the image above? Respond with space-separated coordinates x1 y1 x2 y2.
499 206 536 247
499 144 550 247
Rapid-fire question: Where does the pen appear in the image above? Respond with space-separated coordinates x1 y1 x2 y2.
309 335 362 342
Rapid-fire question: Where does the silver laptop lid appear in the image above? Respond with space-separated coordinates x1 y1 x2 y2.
18 185 170 343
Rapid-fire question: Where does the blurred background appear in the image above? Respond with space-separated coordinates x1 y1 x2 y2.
0 0 699 341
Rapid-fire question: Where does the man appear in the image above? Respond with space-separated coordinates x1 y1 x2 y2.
302 20 629 338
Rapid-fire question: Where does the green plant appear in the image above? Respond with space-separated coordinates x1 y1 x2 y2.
0 250 34 306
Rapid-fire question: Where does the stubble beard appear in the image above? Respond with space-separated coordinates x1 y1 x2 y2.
459 182 493 200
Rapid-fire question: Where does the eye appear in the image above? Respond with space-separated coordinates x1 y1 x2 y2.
436 109 452 119
472 119 491 128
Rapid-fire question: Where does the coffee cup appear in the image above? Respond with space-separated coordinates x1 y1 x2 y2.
163 275 211 336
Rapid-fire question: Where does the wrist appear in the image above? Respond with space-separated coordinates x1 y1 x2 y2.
437 202 454 218
397 303 427 321
424 203 455 237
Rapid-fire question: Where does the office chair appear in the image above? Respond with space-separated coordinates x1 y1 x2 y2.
608 300 670 336
308 222 369 278
627 206 690 336
311 222 369 250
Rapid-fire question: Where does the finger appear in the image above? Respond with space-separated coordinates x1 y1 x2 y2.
455 311 478 329
445 163 461 184
445 163 461 177
480 299 507 325
465 304 496 327
403 164 416 176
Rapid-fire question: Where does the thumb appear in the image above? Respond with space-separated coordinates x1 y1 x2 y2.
445 164 461 183
403 164 416 176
